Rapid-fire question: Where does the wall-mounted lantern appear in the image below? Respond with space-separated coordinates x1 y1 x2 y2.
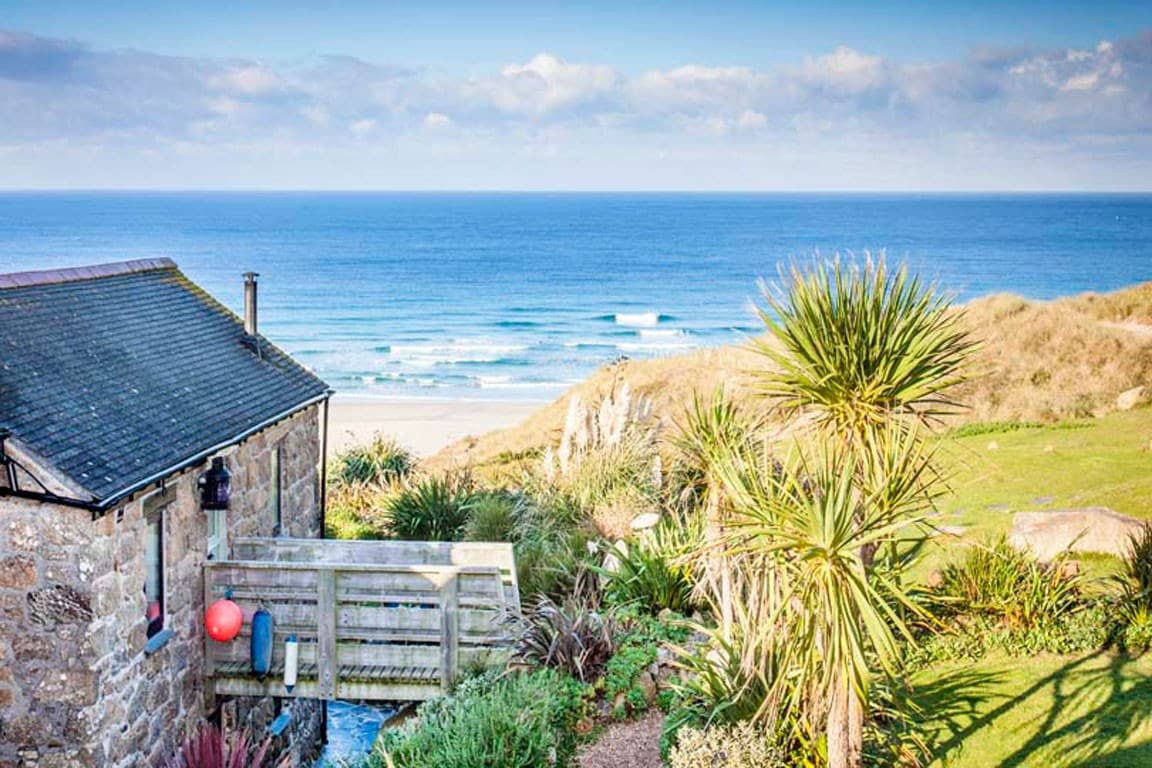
199 457 231 510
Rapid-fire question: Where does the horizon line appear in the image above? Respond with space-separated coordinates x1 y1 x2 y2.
1 188 1151 195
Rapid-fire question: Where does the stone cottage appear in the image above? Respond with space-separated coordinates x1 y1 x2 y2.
0 259 332 767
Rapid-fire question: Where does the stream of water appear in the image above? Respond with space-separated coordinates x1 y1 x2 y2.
316 701 394 766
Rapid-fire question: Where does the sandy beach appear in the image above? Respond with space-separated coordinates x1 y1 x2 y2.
326 398 542 457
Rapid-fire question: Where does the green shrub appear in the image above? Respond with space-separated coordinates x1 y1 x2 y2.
509 488 595 600
388 474 475 541
668 722 788 768
934 536 1084 630
372 669 589 768
462 491 520 542
1123 605 1152 653
946 421 1044 438
515 597 616 683
600 515 702 615
331 434 413 486
1122 521 1152 604
910 602 1115 665
324 482 392 539
598 610 688 720
666 634 775 736
1112 522 1152 652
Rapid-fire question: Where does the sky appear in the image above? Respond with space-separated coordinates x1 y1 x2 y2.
0 1 1149 190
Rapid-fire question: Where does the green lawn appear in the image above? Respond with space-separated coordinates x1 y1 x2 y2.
916 408 1152 576
914 650 1152 767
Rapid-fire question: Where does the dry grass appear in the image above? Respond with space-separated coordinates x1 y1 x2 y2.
428 283 1152 474
954 292 1152 422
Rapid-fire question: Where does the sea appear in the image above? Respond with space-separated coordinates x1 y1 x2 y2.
2 192 1151 403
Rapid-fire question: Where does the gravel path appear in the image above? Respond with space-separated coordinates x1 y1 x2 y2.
577 711 665 768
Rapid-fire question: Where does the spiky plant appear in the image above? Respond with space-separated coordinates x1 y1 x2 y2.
514 596 617 683
388 474 475 541
705 429 936 767
669 389 767 637
753 256 974 441
167 724 273 768
331 434 414 486
716 257 973 768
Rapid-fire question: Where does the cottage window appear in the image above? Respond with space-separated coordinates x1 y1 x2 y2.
272 441 284 535
144 504 166 638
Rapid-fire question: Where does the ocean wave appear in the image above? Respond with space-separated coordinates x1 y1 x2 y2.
494 321 541 329
386 341 530 367
638 328 688 339
598 312 675 327
562 340 620 350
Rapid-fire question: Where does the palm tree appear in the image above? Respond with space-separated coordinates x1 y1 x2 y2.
724 256 972 767
707 422 939 766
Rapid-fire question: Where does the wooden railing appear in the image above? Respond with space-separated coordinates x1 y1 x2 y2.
204 538 519 701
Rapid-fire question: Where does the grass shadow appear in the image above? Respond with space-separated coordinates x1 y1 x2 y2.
915 650 1152 766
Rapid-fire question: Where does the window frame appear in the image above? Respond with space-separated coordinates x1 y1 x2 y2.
272 440 284 536
142 486 173 640
206 506 227 561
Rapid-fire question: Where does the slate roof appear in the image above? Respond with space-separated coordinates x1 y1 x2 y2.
0 259 330 507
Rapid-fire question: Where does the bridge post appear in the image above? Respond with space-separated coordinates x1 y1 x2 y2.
317 568 337 699
439 570 459 692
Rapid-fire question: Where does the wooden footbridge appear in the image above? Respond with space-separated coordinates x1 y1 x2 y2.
204 538 520 702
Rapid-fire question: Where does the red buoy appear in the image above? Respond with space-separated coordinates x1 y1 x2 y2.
205 598 243 642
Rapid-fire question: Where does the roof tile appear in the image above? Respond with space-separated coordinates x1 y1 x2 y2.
0 260 330 503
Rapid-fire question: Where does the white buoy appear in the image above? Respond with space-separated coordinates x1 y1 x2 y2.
283 635 299 693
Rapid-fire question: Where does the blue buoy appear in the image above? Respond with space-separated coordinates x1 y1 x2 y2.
251 608 274 680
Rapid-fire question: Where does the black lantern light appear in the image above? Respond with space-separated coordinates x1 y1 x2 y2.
199 457 231 510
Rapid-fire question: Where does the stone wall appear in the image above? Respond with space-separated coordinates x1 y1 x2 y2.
0 404 324 768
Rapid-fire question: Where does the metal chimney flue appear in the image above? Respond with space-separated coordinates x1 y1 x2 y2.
243 272 259 336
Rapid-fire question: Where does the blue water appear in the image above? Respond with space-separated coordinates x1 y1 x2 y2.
1 192 1150 401
317 701 392 766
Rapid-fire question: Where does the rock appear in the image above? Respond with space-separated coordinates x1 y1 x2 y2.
987 440 999 451
1117 385 1146 411
0 555 36 589
637 671 658 705
630 512 662 531
1010 507 1146 560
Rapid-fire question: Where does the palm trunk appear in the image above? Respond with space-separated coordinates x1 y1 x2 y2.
827 672 864 768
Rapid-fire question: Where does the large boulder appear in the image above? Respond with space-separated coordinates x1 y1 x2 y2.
1116 385 1147 411
1010 507 1146 560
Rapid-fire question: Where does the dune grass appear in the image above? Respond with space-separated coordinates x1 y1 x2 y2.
913 649 1152 767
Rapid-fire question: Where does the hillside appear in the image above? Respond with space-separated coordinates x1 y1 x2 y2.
428 283 1152 473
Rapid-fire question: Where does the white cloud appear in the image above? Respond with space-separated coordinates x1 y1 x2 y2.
211 64 282 95
484 53 618 114
349 118 377 135
801 46 887 94
0 28 1149 188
